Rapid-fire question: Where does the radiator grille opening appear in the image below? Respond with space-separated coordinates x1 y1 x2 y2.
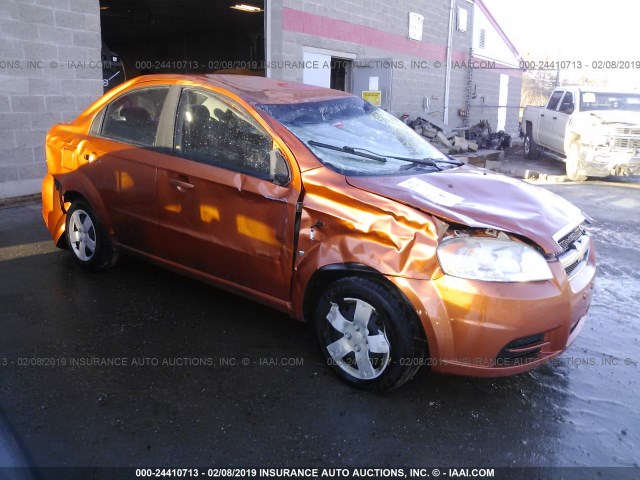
615 127 640 136
556 227 589 278
613 137 640 149
557 227 583 251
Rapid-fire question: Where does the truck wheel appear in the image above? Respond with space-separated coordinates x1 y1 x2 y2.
313 277 426 391
523 132 540 159
566 143 587 182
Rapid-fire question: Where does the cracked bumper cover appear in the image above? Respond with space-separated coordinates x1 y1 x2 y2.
388 237 596 377
584 148 640 176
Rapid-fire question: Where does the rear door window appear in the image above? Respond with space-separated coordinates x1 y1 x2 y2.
100 87 169 147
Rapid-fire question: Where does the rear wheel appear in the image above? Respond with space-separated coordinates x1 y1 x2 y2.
313 277 425 391
523 131 540 159
65 200 118 270
566 142 587 181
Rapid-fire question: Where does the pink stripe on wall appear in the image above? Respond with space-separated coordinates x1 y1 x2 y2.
282 7 467 63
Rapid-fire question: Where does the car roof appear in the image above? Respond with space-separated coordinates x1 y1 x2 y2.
129 74 353 105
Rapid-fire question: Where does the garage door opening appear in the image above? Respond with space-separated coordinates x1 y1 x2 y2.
302 48 355 92
99 0 265 91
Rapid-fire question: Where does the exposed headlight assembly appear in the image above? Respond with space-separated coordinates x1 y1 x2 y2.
437 236 553 282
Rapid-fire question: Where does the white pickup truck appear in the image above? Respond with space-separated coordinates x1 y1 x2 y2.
521 86 640 180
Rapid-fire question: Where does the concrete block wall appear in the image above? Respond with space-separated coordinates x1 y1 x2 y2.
271 0 473 126
468 68 522 136
0 0 102 200
274 0 474 129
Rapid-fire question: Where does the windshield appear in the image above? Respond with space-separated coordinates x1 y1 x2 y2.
257 97 456 176
580 91 640 112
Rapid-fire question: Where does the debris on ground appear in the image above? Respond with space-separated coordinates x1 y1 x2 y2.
407 116 510 154
523 170 567 183
466 120 511 151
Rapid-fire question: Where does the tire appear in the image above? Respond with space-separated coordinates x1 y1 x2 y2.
566 142 587 182
313 277 426 391
65 200 118 270
523 131 540 159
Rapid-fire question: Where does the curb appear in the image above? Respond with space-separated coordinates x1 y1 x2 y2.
0 193 41 209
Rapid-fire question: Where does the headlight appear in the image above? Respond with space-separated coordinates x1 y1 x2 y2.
436 237 553 282
583 131 611 147
593 134 611 147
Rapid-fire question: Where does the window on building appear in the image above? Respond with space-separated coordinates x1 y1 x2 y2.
479 28 486 49
457 8 468 32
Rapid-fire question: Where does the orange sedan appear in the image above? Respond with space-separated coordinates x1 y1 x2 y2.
42 74 596 390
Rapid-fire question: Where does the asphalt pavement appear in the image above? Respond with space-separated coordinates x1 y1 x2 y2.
0 156 639 479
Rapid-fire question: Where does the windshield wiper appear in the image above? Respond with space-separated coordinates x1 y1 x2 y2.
392 156 444 170
307 140 463 169
393 156 463 168
308 140 387 163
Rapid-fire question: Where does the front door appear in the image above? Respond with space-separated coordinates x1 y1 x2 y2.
156 87 300 301
539 90 563 149
551 91 574 155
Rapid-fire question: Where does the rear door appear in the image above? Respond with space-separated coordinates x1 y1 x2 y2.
156 87 301 301
81 85 173 254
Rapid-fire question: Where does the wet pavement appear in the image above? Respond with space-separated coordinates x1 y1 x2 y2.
0 161 639 478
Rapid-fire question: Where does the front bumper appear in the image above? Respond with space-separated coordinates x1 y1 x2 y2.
390 237 596 377
584 148 640 177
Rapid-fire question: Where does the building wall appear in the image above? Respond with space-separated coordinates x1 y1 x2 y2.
467 66 522 135
0 0 521 200
0 0 102 200
271 0 474 128
467 0 522 135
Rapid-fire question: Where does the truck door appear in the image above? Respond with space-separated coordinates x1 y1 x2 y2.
550 91 574 155
539 90 563 149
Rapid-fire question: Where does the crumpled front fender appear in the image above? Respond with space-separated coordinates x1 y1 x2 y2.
291 169 441 320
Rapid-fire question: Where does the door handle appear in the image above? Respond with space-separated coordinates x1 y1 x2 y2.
168 177 195 191
540 113 545 117
553 116 557 120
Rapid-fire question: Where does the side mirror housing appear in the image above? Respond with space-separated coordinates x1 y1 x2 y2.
560 104 574 114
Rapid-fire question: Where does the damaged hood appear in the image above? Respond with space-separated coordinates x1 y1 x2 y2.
346 166 584 253
583 110 640 125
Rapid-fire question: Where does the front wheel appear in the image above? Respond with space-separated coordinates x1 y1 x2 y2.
65 200 118 270
314 277 426 391
566 143 587 181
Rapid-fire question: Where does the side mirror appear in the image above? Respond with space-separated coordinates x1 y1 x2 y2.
269 148 290 186
560 104 574 114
